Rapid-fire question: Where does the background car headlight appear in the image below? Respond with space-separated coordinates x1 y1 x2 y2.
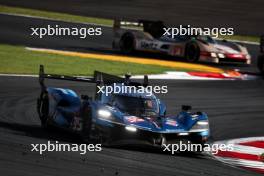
218 53 225 58
211 52 217 57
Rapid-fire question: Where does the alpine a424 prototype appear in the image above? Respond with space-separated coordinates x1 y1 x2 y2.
112 20 251 64
37 65 210 147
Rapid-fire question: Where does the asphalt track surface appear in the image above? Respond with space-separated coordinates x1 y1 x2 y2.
0 0 264 35
0 13 264 176
0 14 260 73
0 77 264 176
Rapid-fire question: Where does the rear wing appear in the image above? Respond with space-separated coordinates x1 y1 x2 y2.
39 65 149 90
113 19 143 30
260 35 264 53
39 65 96 90
114 19 164 29
114 19 165 38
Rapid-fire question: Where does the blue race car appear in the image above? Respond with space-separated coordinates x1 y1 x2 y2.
37 65 210 147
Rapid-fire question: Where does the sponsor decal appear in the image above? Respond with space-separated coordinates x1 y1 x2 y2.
125 116 145 123
165 119 178 126
140 40 158 50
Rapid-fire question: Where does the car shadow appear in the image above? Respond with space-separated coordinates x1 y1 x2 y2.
0 120 82 143
106 145 206 159
0 120 207 159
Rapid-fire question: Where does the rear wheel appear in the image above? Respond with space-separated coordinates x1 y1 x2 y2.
37 91 49 128
119 33 135 54
185 42 200 62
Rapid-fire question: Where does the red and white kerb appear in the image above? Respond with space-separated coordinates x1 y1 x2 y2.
211 137 264 174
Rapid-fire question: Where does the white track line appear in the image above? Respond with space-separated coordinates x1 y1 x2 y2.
0 74 38 77
0 12 111 28
0 73 222 80
132 72 223 80
0 72 253 80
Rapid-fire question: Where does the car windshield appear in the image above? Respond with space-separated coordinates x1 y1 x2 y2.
197 35 216 44
112 95 159 116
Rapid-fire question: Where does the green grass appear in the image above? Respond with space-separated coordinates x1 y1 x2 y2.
0 5 113 26
0 5 260 43
219 35 260 43
0 44 175 76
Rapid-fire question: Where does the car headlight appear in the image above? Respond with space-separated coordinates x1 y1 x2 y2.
97 109 122 124
246 54 251 59
178 132 189 136
98 109 111 118
125 126 137 132
211 52 217 57
218 53 225 58
197 121 209 125
191 120 209 131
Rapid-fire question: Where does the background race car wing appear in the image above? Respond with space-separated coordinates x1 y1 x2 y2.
113 19 165 37
113 19 143 30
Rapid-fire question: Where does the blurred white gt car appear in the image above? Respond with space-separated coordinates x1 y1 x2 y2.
112 20 251 64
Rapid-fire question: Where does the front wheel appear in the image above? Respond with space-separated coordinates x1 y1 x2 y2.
81 106 92 143
185 42 200 62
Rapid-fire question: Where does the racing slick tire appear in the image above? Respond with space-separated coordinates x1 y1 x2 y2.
185 42 200 62
119 33 135 54
257 54 264 76
81 105 93 143
37 91 49 128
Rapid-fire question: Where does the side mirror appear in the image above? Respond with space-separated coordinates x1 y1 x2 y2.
182 105 192 112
